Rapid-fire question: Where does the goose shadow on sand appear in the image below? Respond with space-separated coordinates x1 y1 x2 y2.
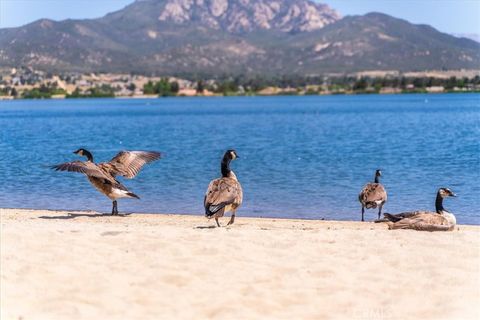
39 213 133 220
194 225 217 229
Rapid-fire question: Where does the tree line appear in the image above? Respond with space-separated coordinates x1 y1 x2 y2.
2 75 479 99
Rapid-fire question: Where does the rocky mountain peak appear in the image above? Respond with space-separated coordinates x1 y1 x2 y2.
153 0 340 32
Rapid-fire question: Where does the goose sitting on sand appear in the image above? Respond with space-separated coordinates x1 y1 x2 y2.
358 169 387 221
204 150 243 227
51 148 161 215
382 187 457 231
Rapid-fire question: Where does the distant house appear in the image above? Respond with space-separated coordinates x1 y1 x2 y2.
426 86 445 93
380 87 402 94
11 77 21 86
257 87 281 95
178 88 197 96
178 88 215 96
115 88 132 97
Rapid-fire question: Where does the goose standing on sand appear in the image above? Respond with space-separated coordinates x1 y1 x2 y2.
51 148 161 215
358 169 387 221
383 187 457 231
204 150 243 227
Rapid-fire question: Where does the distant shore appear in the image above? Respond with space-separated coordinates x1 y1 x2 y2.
2 208 479 319
2 67 479 100
1 90 479 101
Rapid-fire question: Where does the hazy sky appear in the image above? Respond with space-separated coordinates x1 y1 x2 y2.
0 0 479 34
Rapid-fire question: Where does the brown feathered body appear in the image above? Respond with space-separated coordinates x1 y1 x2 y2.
204 172 243 219
382 188 457 232
86 172 134 201
358 183 387 209
386 211 455 231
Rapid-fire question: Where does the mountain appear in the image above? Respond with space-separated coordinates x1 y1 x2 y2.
452 33 480 43
0 0 479 77
289 12 480 73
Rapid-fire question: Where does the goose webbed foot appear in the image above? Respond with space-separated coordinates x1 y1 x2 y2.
215 217 221 227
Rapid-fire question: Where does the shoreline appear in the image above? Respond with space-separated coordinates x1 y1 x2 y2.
2 207 480 226
1 208 479 319
1 90 479 101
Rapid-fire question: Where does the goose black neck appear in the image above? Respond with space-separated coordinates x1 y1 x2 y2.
84 150 94 162
374 175 380 183
435 192 445 213
221 156 231 178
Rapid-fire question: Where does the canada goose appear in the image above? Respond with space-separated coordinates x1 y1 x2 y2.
383 188 457 231
204 149 243 227
358 169 387 221
51 148 161 215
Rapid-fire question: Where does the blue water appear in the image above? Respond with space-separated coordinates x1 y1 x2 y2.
0 94 479 224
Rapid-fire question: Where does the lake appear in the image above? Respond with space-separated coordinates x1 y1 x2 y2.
0 94 479 224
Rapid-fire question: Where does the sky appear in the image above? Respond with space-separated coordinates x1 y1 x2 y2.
0 0 479 35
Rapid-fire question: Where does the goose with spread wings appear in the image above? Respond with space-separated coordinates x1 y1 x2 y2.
382 188 457 231
204 150 243 227
51 148 161 215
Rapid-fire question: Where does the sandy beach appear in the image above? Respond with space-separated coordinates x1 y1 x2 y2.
1 208 479 320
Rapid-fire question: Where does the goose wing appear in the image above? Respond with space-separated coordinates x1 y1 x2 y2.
51 161 113 181
204 178 242 215
384 211 429 222
389 213 452 231
359 183 387 204
106 151 161 179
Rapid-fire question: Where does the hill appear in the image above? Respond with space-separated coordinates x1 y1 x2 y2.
0 0 478 76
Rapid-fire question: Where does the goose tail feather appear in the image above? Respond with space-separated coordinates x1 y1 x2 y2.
205 203 227 217
127 192 140 199
383 212 403 222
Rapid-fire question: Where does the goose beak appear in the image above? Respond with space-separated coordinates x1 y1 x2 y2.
451 193 457 197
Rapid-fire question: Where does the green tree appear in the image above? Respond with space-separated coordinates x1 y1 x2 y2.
69 88 82 97
196 80 204 94
127 83 136 92
353 78 368 91
413 77 425 88
445 76 457 90
143 81 155 94
170 81 179 94
155 78 173 97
